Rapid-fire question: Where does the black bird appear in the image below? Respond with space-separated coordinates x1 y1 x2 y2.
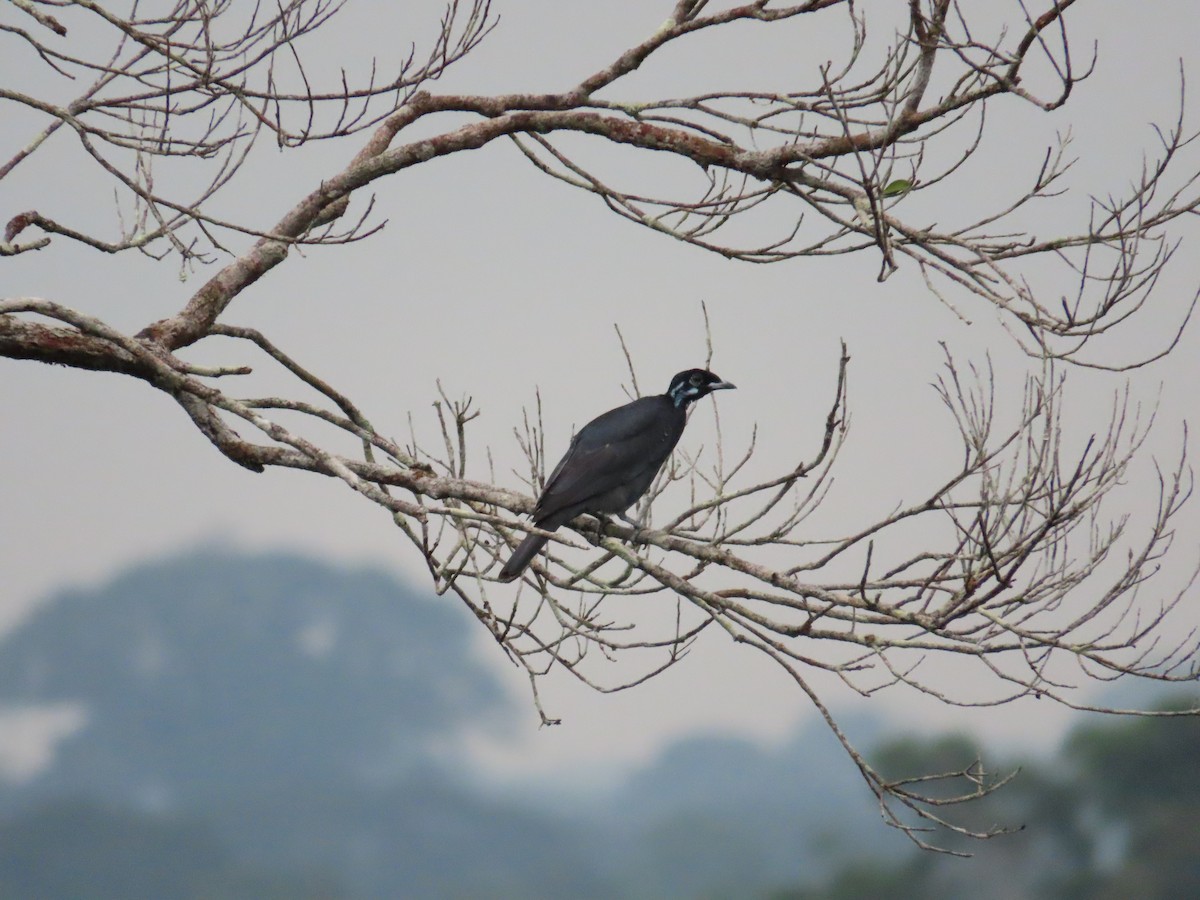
498 369 735 582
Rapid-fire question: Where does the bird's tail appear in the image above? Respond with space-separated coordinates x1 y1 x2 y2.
498 532 550 582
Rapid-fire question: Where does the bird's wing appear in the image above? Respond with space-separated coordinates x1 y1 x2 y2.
534 396 682 525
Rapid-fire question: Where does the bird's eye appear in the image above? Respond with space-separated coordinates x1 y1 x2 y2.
689 374 704 387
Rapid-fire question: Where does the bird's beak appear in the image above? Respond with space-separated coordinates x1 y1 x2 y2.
711 381 736 391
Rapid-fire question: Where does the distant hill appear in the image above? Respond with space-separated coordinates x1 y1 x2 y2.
593 718 900 897
0 550 628 898
0 550 506 809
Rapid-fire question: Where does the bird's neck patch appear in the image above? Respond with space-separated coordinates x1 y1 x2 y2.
668 382 698 408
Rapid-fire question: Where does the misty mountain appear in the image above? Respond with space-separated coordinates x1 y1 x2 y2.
0 550 505 809
599 721 896 896
0 550 627 897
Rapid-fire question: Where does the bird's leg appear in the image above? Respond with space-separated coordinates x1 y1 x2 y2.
616 512 648 547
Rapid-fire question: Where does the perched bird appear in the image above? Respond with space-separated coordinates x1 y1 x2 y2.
498 369 736 582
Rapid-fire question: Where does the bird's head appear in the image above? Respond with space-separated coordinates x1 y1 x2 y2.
666 369 736 408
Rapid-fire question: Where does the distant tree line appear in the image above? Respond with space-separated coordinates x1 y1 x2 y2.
775 697 1200 900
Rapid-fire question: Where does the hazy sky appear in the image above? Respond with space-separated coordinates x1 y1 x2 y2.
2 1 1198 786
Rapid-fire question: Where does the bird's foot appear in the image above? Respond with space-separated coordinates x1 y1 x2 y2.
616 512 649 546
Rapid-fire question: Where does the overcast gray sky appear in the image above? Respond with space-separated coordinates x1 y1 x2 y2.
2 1 1198 786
